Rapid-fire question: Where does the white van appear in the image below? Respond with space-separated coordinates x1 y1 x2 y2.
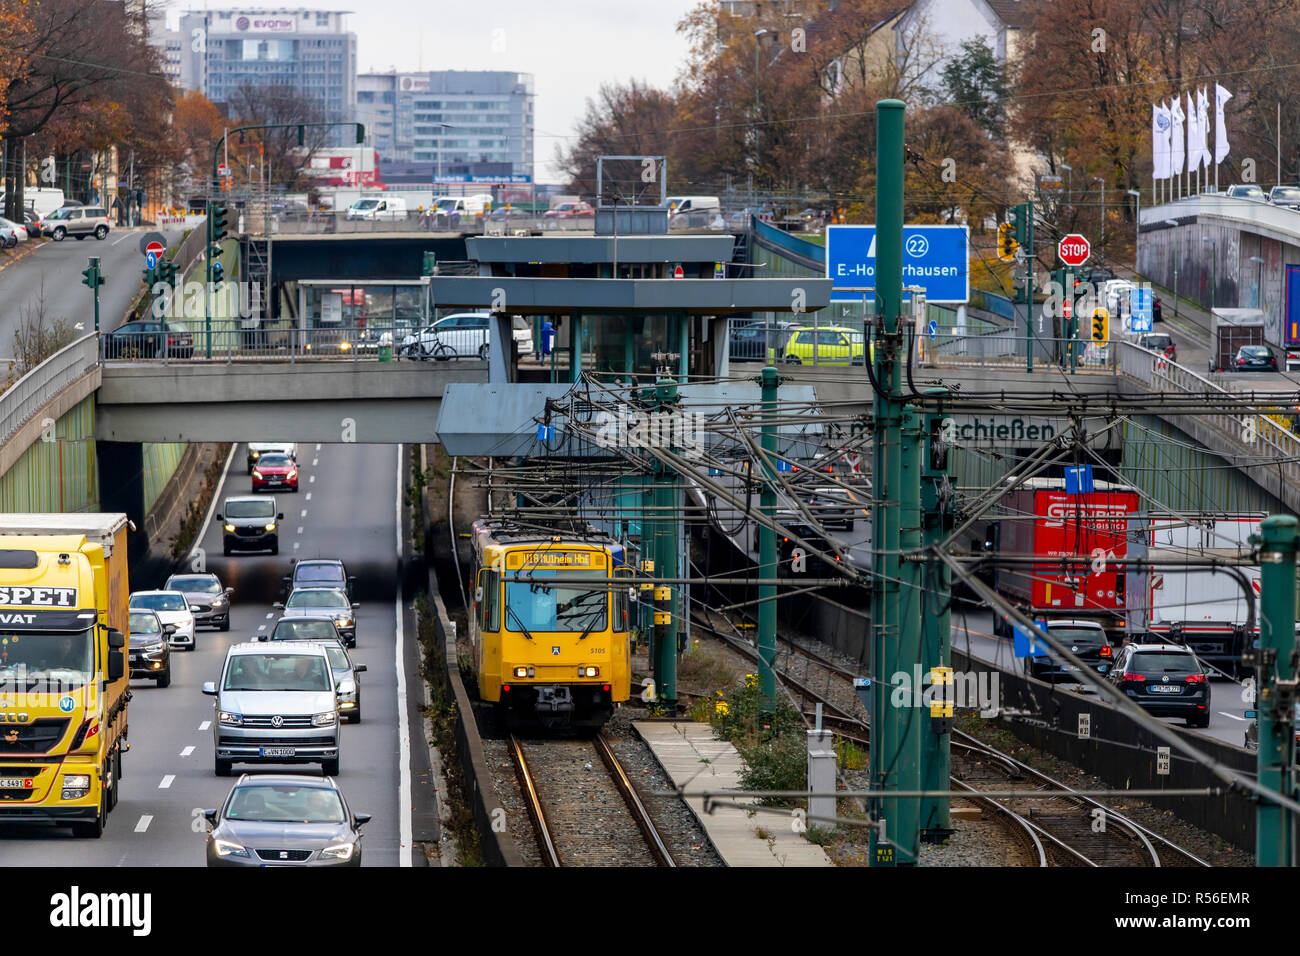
0 187 64 219
345 196 407 221
432 193 493 218
666 195 721 215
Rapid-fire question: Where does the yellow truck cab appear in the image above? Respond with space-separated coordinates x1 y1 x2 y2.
0 514 131 837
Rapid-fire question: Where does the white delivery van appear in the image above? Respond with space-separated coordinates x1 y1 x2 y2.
346 196 407 221
432 193 493 218
666 195 721 215
0 187 65 218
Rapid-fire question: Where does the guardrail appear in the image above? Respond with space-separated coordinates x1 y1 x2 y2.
923 332 1111 370
0 333 100 446
98 319 497 365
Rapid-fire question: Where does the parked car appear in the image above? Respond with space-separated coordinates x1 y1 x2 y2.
1268 186 1300 209
1025 619 1114 682
164 571 233 631
0 222 15 249
1137 332 1176 362
1106 642 1211 728
41 205 110 240
128 609 173 686
1233 344 1278 371
0 216 28 242
729 320 797 362
203 775 368 867
1227 184 1268 200
401 312 490 360
345 197 407 221
783 326 867 366
102 320 194 359
202 641 341 776
542 201 594 222
129 590 197 650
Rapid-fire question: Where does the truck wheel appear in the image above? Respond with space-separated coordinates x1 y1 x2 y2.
107 749 121 810
321 757 340 776
72 791 107 838
156 665 171 688
214 758 233 777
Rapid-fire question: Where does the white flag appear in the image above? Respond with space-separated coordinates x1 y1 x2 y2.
1152 103 1169 178
1186 91 1200 172
1197 87 1212 168
1169 96 1185 176
1215 84 1232 164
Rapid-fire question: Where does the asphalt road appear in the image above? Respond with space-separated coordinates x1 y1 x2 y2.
0 441 426 865
951 605 1254 749
0 226 186 358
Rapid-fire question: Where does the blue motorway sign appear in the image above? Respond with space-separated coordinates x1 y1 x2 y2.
1129 286 1153 332
826 224 970 303
433 174 532 184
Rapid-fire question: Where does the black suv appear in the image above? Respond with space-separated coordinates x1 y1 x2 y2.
128 609 173 687
219 496 284 555
1025 619 1114 682
1106 642 1211 727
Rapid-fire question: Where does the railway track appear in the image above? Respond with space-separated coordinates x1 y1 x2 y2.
509 733 677 867
691 598 1211 867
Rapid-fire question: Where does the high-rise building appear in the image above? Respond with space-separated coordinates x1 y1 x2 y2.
158 8 357 133
356 71 534 181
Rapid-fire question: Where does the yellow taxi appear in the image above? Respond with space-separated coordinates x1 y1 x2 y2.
782 325 868 366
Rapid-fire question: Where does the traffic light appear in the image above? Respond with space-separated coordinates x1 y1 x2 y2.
211 261 224 283
211 202 229 244
81 258 104 290
997 223 1017 262
1010 202 1031 248
1091 307 1109 344
142 264 157 288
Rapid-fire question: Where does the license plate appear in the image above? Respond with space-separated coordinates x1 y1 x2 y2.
260 747 296 757
1149 685 1182 694
1061 665 1081 672
0 778 32 789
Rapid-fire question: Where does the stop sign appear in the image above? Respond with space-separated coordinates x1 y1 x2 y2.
1058 234 1091 267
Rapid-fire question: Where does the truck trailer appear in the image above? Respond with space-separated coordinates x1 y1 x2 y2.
0 514 132 837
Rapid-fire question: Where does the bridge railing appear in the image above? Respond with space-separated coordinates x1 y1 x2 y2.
1116 340 1300 489
98 319 495 365
0 333 99 445
922 332 1112 370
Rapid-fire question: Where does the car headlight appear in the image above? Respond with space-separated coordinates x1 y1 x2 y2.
62 774 91 799
224 523 235 533
213 838 249 858
288 470 298 480
336 618 353 628
313 711 337 726
252 470 263 479
218 710 242 725
320 842 355 861
264 522 277 531
251 451 261 459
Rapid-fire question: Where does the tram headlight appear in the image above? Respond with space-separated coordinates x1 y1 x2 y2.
580 666 599 678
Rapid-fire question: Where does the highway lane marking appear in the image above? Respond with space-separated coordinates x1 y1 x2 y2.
135 815 153 833
258 624 266 631
265 612 273 619
199 721 211 731
306 493 312 501
309 474 316 483
312 458 318 466
180 746 195 757
293 541 300 550
1219 712 1250 721
190 444 237 562
159 775 175 789
395 443 413 867
300 509 307 518
315 443 321 451
297 526 304 534
111 232 133 246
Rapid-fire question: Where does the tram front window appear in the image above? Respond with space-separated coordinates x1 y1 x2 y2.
504 569 607 634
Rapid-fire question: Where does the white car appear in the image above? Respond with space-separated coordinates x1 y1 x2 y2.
247 442 297 475
129 590 198 650
401 313 534 361
0 216 27 242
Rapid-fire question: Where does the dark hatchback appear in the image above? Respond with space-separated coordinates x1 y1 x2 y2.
1106 643 1211 727
103 320 194 359
204 775 369 867
1233 345 1278 371
1025 620 1114 682
128 609 172 687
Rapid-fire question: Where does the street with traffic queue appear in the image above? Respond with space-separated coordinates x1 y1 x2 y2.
0 441 429 866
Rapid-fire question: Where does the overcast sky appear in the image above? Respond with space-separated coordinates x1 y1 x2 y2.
165 0 702 181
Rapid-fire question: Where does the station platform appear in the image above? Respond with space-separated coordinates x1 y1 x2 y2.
633 720 833 867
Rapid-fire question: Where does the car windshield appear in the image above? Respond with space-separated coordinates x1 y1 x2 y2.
225 500 275 519
0 629 94 688
257 455 292 467
434 199 458 212
168 575 221 594
504 568 607 633
354 200 378 210
1144 336 1172 348
1048 626 1106 645
223 653 332 691
296 564 344 585
131 593 188 611
225 784 346 824
130 611 163 635
1243 347 1271 357
273 620 339 642
1129 651 1200 675
287 589 349 609
1274 188 1300 199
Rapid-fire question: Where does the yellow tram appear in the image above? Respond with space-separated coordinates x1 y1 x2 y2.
470 521 632 730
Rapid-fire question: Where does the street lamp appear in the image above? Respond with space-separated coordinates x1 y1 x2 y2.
753 29 768 179
1094 176 1106 245
1165 219 1180 317
1059 163 1073 204
1249 254 1264 309
1127 188 1141 276
1203 235 1217 312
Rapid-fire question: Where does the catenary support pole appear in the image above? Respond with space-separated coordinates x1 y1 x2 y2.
920 388 953 840
1254 514 1298 867
758 365 780 710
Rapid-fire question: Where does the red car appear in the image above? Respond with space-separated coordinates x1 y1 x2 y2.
542 201 594 221
251 453 299 493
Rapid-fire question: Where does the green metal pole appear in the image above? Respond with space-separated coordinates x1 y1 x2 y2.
758 365 780 710
894 403 923 864
1254 514 1298 867
205 203 213 359
1026 200 1034 374
920 389 953 840
870 98 906 868
648 376 680 709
